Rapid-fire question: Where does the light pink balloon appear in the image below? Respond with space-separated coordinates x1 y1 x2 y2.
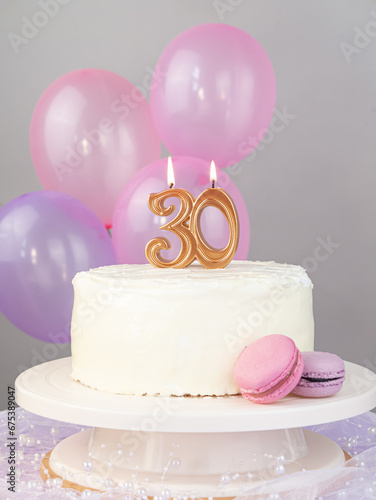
30 69 161 228
150 24 276 169
112 156 250 264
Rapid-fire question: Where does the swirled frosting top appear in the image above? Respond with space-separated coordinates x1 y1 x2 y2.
73 261 312 289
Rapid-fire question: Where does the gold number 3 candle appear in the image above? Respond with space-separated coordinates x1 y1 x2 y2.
145 158 239 270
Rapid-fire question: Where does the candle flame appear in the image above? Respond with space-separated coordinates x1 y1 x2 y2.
167 156 175 188
210 160 217 185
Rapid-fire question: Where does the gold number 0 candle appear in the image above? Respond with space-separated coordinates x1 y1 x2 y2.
145 158 239 269
191 161 239 270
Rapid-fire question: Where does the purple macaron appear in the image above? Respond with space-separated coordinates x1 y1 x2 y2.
292 351 346 398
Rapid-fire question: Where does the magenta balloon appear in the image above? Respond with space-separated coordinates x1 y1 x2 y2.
150 24 276 169
112 157 250 264
0 191 117 342
30 68 161 228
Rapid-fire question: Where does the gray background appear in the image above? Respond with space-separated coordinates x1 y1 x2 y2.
0 0 375 410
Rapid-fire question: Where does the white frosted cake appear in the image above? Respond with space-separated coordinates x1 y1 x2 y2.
70 261 314 396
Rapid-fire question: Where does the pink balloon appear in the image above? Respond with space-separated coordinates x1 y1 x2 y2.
30 69 161 228
112 156 250 264
150 24 276 169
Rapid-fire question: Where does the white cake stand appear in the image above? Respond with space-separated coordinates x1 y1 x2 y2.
15 357 376 497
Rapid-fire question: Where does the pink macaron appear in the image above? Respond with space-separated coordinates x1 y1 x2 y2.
292 351 346 398
234 334 303 404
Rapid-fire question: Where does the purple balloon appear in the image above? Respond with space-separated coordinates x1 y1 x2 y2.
150 24 276 168
0 191 117 342
112 157 250 264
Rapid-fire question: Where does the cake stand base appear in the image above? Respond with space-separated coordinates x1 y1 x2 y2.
40 427 348 497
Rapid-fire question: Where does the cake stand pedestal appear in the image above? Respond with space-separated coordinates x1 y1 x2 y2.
15 357 376 498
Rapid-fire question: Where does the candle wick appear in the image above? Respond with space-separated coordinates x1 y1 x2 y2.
212 180 215 188
169 183 174 189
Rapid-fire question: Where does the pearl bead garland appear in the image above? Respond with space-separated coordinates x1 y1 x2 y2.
2 407 376 499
